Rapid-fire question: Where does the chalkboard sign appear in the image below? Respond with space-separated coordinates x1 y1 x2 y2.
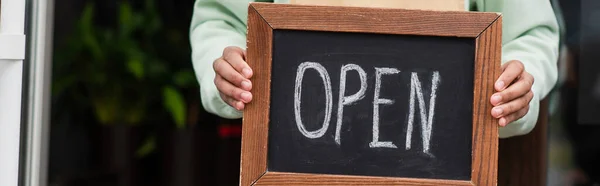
241 3 501 186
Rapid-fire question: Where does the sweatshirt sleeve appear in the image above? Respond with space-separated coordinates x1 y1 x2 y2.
475 0 560 138
190 0 254 119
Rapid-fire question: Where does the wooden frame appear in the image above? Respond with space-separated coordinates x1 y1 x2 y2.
241 3 501 186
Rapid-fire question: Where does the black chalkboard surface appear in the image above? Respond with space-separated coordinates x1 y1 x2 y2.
268 30 475 180
240 3 501 186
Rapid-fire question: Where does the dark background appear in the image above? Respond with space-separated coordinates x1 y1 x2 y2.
577 0 600 124
268 30 475 180
557 0 600 184
49 0 241 185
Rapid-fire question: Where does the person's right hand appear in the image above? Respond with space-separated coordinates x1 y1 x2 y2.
213 46 253 110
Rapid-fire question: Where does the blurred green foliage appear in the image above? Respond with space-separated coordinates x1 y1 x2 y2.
52 0 196 128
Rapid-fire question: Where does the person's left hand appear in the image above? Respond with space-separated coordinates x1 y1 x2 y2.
490 60 535 126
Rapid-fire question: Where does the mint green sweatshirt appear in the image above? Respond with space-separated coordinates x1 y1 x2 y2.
190 0 559 138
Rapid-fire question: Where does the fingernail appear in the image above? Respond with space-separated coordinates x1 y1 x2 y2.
496 81 505 90
499 118 506 126
241 92 252 102
491 95 502 104
236 102 245 110
242 68 253 78
241 80 252 90
492 107 503 116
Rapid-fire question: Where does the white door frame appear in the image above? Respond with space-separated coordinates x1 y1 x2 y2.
1 0 53 185
0 0 27 185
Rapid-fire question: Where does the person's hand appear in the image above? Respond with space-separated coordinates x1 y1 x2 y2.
213 46 253 110
490 60 534 126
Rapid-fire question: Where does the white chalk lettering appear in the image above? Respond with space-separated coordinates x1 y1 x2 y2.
405 71 440 154
292 62 442 152
335 64 368 145
370 67 400 148
294 62 333 139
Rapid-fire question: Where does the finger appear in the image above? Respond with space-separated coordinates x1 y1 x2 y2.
499 106 529 127
213 59 252 91
219 92 245 110
496 60 525 91
223 46 253 79
215 75 253 104
490 72 534 106
491 91 533 118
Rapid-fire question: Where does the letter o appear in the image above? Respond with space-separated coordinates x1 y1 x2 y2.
294 62 333 139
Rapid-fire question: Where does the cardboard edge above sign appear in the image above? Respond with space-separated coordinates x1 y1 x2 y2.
289 0 467 11
241 3 501 186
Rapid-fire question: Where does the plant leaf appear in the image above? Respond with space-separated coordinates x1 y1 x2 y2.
119 2 134 36
135 135 156 158
79 3 103 60
162 86 186 128
127 58 144 79
173 70 196 87
92 95 119 125
143 0 161 36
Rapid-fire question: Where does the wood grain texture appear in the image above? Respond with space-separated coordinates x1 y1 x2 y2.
498 99 549 186
251 3 499 37
289 0 466 11
255 172 473 186
239 5 273 186
470 16 501 186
